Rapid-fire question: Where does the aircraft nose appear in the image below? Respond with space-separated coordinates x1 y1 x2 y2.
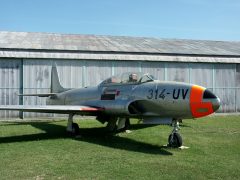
212 97 221 112
203 89 221 112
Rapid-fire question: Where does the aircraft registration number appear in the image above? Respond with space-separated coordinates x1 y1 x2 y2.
147 88 189 100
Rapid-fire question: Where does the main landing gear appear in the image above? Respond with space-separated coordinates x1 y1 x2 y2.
168 119 182 148
106 117 130 133
66 114 80 136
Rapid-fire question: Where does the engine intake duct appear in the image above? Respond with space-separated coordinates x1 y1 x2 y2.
128 100 148 114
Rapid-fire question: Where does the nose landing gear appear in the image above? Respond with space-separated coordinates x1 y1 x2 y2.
168 119 182 148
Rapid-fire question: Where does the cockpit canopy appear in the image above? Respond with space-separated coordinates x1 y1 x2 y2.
100 72 156 86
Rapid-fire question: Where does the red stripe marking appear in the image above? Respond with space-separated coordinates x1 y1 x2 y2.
80 107 104 111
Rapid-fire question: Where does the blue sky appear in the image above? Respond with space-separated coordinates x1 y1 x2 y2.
0 0 240 41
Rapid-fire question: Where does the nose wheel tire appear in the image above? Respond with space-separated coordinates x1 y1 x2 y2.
168 132 182 148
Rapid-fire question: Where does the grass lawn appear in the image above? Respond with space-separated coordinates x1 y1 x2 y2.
0 115 239 179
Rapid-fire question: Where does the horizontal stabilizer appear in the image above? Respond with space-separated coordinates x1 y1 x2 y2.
18 93 57 97
0 105 104 115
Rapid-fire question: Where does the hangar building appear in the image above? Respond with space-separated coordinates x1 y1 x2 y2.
0 31 239 118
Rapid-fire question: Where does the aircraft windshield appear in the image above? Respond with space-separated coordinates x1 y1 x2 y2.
100 72 155 86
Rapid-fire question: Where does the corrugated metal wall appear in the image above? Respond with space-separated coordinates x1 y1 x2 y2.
0 59 20 118
0 58 239 118
236 64 240 112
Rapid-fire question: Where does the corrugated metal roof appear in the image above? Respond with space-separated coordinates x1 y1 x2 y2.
0 31 240 56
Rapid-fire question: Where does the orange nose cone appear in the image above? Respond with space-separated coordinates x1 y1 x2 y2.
190 85 215 118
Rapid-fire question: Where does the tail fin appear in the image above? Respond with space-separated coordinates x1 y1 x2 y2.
50 64 65 93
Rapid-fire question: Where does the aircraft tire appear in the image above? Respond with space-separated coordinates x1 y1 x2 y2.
124 118 130 130
168 132 182 148
72 123 80 135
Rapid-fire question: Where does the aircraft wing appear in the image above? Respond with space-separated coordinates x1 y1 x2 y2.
0 105 103 115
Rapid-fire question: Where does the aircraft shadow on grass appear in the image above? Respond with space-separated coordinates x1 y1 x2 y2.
0 122 172 155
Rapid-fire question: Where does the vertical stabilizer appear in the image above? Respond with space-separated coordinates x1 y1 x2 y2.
51 64 65 93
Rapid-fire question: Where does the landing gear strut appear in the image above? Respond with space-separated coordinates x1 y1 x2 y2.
106 117 131 132
66 114 80 136
168 119 182 148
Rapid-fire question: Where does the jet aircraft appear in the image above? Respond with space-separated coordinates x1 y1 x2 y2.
0 65 220 147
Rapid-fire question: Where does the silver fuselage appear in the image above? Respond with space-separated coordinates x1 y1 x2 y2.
47 80 220 119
